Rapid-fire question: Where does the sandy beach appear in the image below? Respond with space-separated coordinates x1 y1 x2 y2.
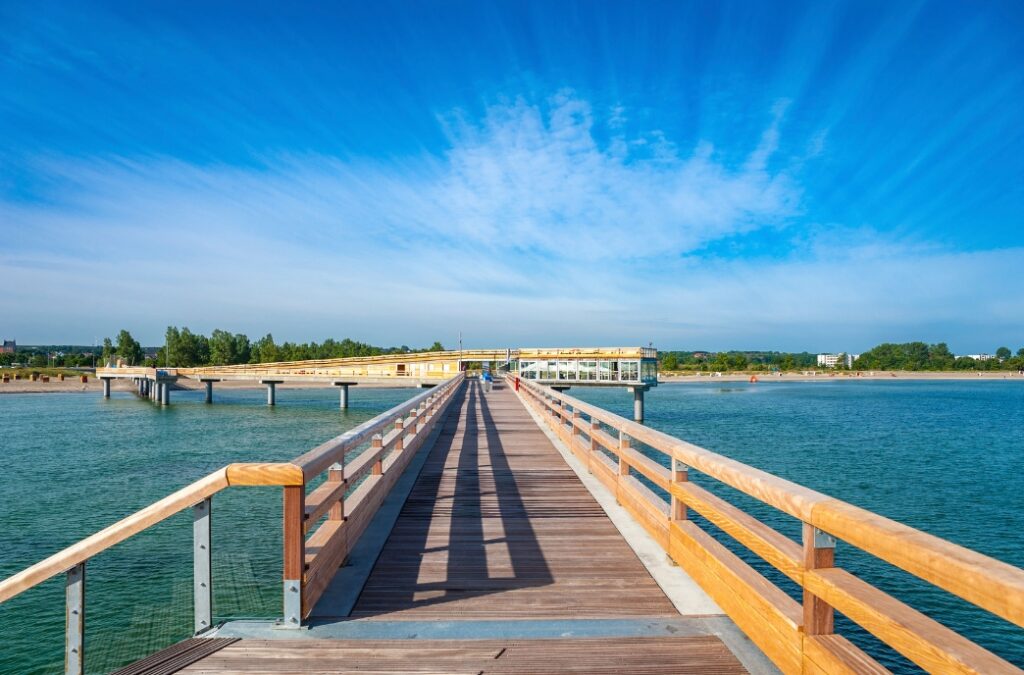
660 371 1024 383
2 370 1022 394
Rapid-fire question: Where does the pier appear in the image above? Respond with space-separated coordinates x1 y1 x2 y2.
1 374 1023 674
95 346 659 419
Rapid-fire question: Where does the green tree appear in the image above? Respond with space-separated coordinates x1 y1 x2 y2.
208 329 238 366
996 346 1011 360
661 354 679 371
251 333 280 363
427 341 445 352
115 329 143 365
101 337 114 365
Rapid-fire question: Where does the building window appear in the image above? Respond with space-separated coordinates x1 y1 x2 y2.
598 360 618 381
620 360 639 381
557 360 576 380
579 361 597 381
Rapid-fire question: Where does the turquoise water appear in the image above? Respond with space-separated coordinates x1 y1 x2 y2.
0 387 418 674
573 380 1024 671
1 381 1022 672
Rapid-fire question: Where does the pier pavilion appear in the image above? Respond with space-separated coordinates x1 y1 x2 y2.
95 346 660 420
2 372 1023 673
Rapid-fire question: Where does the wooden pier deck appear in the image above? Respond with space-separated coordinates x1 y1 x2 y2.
7 372 1024 674
173 380 748 673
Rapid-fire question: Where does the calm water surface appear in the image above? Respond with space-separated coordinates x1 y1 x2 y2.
573 380 1024 671
0 386 418 674
1 381 1022 672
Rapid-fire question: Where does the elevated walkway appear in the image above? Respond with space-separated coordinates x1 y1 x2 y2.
187 380 758 673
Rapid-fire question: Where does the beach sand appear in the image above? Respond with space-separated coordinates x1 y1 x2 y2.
660 371 1024 383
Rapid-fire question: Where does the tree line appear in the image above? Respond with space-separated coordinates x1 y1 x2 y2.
658 343 1024 372
96 327 447 368
658 350 819 372
851 342 1024 371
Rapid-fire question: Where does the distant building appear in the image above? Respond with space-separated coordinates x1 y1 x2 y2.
964 354 995 361
817 353 859 368
1 340 14 354
691 351 710 360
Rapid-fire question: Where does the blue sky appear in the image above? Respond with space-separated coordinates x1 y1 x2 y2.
2 1 1022 352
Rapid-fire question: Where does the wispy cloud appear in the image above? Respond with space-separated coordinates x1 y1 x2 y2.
2 93 1022 350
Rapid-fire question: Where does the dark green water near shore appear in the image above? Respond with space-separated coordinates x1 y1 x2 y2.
1 381 1022 672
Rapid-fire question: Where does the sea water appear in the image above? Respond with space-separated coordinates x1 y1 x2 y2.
573 380 1024 671
1 381 1022 672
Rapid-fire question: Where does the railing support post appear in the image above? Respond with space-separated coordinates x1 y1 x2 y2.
65 562 85 675
371 435 383 475
589 420 600 473
617 431 630 503
193 497 213 634
394 419 405 453
802 524 836 635
671 457 689 521
570 410 581 453
329 462 345 520
282 485 305 628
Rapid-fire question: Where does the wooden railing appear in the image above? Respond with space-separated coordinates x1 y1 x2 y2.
513 376 1024 674
0 373 464 674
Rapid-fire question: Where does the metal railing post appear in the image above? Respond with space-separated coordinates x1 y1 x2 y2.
282 486 305 628
193 497 213 634
65 562 85 675
802 524 836 635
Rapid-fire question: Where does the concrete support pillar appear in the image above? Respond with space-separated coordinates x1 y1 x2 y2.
630 386 645 422
102 378 111 398
150 379 156 400
339 385 348 409
267 382 276 406
204 380 213 404
142 379 149 397
160 382 170 406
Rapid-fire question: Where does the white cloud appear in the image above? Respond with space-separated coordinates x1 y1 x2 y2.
2 93 1022 350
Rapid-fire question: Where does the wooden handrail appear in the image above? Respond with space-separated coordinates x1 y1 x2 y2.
513 376 1024 674
291 377 461 480
0 468 229 603
0 373 466 675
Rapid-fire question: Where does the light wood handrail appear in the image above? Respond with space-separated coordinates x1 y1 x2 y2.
513 376 1024 674
0 468 229 603
292 376 462 480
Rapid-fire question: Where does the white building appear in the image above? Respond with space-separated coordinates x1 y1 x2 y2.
964 354 995 361
817 353 860 368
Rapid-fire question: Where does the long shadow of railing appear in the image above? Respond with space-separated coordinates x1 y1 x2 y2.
349 380 552 617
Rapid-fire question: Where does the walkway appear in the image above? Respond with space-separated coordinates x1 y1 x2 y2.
175 380 749 673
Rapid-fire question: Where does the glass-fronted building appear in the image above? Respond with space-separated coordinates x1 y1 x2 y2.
516 347 657 385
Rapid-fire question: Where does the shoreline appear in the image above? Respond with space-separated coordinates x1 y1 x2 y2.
2 370 1023 394
659 371 1024 383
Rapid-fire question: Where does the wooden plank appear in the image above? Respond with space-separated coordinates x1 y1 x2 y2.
347 380 680 621
304 479 347 531
669 520 802 674
671 481 802 583
619 445 671 490
292 375 462 479
805 567 1022 673
0 468 229 603
176 636 747 674
303 520 349 611
802 634 889 675
226 462 304 486
812 499 1024 629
